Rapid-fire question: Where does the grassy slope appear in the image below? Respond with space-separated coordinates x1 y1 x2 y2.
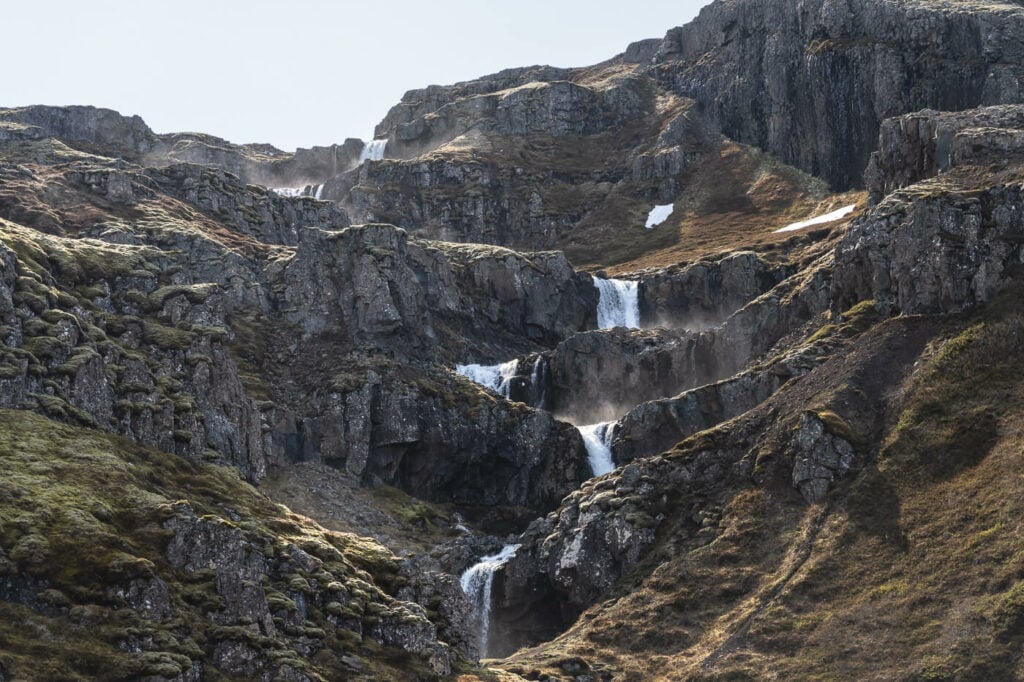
497 284 1024 680
0 410 443 681
566 142 859 274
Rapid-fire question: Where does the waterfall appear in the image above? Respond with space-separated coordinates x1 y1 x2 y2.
359 139 388 163
594 276 640 329
460 544 520 658
579 422 616 476
271 184 323 199
455 360 519 398
529 356 549 411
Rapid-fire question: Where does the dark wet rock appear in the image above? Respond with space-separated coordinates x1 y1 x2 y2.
283 366 589 512
545 254 833 424
638 251 789 329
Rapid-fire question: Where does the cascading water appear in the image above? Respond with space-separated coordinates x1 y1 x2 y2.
455 360 519 398
594 276 640 329
271 184 324 199
578 422 616 476
359 139 388 163
528 356 549 411
460 544 520 658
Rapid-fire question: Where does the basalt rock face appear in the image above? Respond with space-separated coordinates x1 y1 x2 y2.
653 0 1024 190
276 224 597 361
156 133 366 189
0 220 269 481
833 174 1024 315
865 104 1024 202
272 365 588 512
0 143 596 514
637 251 789 329
142 164 351 246
376 70 655 155
0 105 157 157
330 0 1024 261
545 252 834 424
338 68 717 251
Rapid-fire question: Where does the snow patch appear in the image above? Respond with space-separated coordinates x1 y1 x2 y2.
645 203 674 229
774 204 856 233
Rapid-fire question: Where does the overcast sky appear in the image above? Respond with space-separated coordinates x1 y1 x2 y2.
7 1 709 150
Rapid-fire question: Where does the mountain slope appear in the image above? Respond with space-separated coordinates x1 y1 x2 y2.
1 0 1024 680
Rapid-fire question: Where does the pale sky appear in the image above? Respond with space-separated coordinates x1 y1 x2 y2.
6 1 709 150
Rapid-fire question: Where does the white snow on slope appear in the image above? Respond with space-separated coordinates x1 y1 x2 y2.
645 204 674 229
774 204 856 233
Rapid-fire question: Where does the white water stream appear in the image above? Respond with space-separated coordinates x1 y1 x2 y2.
578 422 616 476
271 184 324 199
455 360 519 398
359 139 388 163
594 276 640 329
460 544 520 657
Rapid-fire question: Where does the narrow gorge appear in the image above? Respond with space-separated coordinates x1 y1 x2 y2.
2 0 1024 680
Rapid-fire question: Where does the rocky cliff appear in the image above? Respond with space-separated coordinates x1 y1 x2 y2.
4 0 1024 680
654 0 1024 189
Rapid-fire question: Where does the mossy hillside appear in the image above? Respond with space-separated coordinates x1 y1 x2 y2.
0 214 258 466
0 409 448 681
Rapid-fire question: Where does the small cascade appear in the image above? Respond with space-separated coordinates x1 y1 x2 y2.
528 356 550 411
455 360 519 398
578 422 616 476
271 184 324 199
594 276 640 329
359 139 388 163
460 544 520 658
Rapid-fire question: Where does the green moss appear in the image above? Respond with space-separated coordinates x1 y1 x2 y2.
148 283 219 309
23 335 68 363
141 321 195 351
0 408 434 680
56 347 102 376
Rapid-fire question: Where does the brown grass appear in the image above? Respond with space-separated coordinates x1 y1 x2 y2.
494 283 1024 680
563 141 864 274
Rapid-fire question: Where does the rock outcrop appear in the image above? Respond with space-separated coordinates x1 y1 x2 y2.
833 175 1024 315
638 251 789 329
0 155 597 511
865 104 1024 202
